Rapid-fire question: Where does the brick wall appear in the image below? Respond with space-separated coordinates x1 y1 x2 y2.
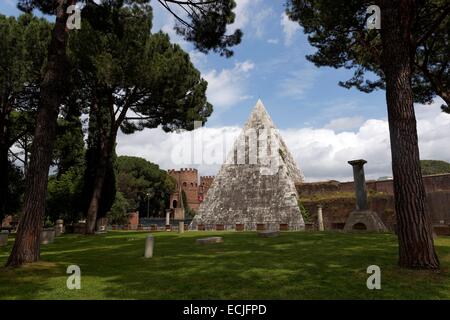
302 191 450 230
297 173 450 196
168 168 200 210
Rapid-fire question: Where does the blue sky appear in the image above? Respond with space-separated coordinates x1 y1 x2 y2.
151 0 389 130
2 0 449 181
0 0 387 130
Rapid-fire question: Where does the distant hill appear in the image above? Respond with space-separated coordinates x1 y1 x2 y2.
420 160 450 175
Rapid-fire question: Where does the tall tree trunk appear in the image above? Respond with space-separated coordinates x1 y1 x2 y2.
380 0 439 269
0 106 9 219
85 151 108 234
85 131 117 234
0 133 9 219
6 1 72 267
85 89 117 234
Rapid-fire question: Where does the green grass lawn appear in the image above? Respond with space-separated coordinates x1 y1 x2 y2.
0 231 449 299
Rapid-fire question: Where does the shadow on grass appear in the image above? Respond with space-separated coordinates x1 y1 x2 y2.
0 231 449 299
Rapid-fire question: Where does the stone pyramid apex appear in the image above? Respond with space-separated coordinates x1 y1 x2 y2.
245 99 275 130
255 98 265 108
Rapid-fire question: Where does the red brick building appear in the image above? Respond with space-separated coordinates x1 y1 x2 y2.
168 168 214 219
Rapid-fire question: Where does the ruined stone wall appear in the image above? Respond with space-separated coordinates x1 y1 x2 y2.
302 191 450 231
297 173 450 196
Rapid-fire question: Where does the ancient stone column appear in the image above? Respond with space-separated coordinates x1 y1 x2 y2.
55 219 64 236
179 221 184 234
165 209 171 231
348 159 368 211
317 204 324 231
144 235 154 258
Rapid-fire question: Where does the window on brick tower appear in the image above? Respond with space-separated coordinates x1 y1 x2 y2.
183 182 187 187
172 200 178 208
191 183 194 187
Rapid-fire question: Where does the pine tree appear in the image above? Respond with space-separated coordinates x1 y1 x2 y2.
286 0 448 269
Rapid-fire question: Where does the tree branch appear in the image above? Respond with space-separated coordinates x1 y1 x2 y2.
415 4 450 46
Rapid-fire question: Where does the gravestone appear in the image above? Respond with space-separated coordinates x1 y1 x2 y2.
73 222 87 234
55 219 64 236
0 231 8 247
40 229 56 244
144 235 154 258
196 237 223 244
317 205 324 231
179 221 184 234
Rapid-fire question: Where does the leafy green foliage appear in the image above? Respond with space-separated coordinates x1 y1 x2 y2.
69 3 212 226
421 160 450 176
0 13 50 104
53 106 85 177
69 3 213 135
46 166 84 224
107 191 130 225
116 156 175 217
0 14 51 218
4 161 25 216
286 0 450 110
170 0 242 57
298 200 311 222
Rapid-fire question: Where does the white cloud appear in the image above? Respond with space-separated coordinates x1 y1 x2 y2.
252 7 275 38
203 60 255 111
267 38 279 44
117 101 450 182
229 0 253 31
278 66 320 99
324 116 366 131
280 12 301 46
229 0 274 39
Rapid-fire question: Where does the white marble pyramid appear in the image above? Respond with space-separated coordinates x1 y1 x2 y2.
191 100 305 230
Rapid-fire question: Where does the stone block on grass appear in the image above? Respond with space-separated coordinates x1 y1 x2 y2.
196 237 223 245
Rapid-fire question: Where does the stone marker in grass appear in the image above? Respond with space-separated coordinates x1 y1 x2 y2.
40 229 55 244
0 231 8 247
179 221 184 234
257 231 280 238
145 235 154 258
196 237 223 244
